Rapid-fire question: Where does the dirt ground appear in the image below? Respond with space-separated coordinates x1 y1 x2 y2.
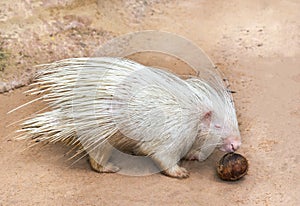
0 0 299 205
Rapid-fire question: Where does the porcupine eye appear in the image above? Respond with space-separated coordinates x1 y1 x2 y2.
214 124 221 129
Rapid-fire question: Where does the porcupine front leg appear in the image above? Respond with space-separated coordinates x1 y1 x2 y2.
185 150 209 161
185 134 220 162
152 152 189 178
88 142 120 173
163 165 189 178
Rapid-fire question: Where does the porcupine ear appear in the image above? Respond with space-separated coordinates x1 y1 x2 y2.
202 111 212 129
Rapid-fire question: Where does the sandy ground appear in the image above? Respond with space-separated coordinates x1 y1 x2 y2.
0 0 299 205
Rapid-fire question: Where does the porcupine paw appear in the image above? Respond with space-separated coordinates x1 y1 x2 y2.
197 151 210 161
100 163 120 173
185 153 199 161
163 165 190 179
89 159 120 173
185 151 209 162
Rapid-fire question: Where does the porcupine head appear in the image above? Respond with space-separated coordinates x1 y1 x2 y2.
186 78 242 161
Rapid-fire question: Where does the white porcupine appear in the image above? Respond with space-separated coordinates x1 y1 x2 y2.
18 57 241 178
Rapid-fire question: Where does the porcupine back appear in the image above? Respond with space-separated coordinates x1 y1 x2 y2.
20 57 214 159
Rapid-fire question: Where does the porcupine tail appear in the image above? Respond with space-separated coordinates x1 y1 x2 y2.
14 57 138 154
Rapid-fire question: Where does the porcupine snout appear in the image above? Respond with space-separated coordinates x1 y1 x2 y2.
220 136 242 152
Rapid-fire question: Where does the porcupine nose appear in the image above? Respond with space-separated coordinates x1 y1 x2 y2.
230 140 241 151
221 136 241 152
